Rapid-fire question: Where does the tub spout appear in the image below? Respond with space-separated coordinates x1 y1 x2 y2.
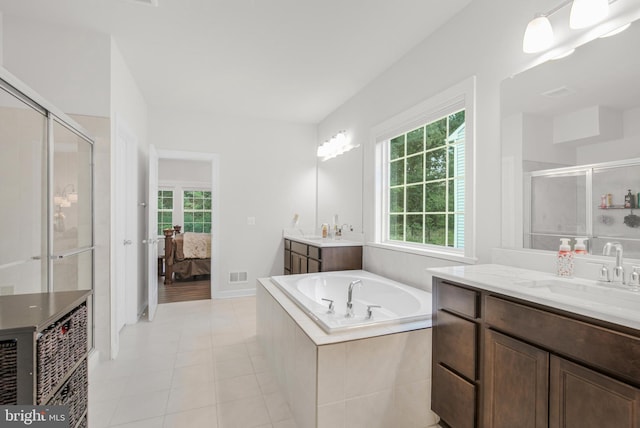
346 279 362 318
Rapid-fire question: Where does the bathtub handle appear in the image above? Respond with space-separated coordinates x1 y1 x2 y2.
366 305 382 319
321 298 335 314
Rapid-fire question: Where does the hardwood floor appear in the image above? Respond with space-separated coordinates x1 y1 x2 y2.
157 275 211 304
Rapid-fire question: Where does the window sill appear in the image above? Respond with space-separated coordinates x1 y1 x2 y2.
366 242 478 265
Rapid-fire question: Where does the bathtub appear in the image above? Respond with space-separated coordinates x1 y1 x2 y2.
270 270 432 333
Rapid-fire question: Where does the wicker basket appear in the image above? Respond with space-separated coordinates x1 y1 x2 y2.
36 303 88 404
0 339 18 405
48 359 88 428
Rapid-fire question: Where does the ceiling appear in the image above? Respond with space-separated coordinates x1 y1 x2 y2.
0 0 472 124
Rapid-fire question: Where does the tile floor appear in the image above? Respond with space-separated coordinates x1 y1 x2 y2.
89 296 298 428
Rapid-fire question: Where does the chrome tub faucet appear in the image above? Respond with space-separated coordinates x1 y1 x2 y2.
346 279 361 318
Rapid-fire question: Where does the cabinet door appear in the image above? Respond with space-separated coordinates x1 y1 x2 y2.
550 356 640 428
307 258 320 273
284 249 291 274
484 329 549 428
435 310 477 381
290 253 300 274
433 364 476 428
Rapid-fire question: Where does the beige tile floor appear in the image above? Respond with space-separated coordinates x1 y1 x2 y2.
89 296 298 428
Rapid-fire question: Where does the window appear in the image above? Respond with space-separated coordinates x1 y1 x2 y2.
183 190 212 233
374 77 475 261
157 189 174 235
388 110 465 248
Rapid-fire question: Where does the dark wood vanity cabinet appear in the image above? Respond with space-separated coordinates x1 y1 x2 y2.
483 329 548 428
432 281 480 428
433 278 640 428
283 238 362 275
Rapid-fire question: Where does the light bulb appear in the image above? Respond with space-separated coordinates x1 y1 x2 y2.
523 15 554 53
570 0 609 29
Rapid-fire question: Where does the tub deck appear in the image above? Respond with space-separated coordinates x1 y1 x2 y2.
259 276 431 346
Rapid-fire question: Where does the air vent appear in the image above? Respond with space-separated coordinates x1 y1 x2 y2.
127 0 159 6
229 272 248 284
541 86 574 98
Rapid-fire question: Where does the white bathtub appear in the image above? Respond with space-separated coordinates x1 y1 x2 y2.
270 270 432 333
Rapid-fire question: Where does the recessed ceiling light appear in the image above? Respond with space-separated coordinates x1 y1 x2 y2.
541 86 574 98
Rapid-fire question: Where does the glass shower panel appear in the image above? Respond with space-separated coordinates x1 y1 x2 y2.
52 251 92 292
52 119 93 292
52 120 93 254
592 164 640 258
0 86 47 294
526 171 587 251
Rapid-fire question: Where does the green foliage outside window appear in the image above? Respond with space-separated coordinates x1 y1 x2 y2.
157 190 173 235
388 109 465 248
183 190 212 233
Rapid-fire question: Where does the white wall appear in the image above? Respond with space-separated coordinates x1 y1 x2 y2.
576 107 640 164
2 14 110 117
159 159 211 184
150 107 317 297
316 0 640 289
317 0 532 287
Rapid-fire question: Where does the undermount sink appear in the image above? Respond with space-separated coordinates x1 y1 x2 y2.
514 278 640 311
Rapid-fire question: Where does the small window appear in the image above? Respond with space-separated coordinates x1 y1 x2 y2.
157 189 174 235
183 190 212 233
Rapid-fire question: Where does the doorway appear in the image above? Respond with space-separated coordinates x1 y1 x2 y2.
150 151 219 307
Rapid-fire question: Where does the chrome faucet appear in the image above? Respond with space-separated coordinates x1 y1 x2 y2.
346 279 361 318
603 242 625 284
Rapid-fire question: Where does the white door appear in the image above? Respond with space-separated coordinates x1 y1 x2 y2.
112 116 138 357
147 145 159 321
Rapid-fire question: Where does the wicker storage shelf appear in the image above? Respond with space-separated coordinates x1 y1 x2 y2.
36 303 88 404
48 359 88 428
0 339 18 405
0 290 91 409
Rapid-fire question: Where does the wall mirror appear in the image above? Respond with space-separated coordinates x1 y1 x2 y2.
501 19 640 258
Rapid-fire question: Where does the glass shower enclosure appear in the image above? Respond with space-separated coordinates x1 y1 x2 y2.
525 158 640 258
0 72 95 348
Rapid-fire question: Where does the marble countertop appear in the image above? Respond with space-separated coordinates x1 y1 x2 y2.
428 264 640 331
283 234 363 248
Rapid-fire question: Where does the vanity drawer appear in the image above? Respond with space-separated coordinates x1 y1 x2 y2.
290 241 307 255
435 310 477 381
308 246 321 260
437 281 479 319
433 364 476 428
485 295 640 385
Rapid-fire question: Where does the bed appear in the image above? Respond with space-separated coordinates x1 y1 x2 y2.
163 228 211 284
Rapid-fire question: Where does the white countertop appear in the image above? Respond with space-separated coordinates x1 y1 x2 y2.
428 264 640 331
284 234 363 248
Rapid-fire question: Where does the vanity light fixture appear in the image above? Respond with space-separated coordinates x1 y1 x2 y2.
316 131 359 161
523 0 615 53
569 0 609 29
523 14 555 53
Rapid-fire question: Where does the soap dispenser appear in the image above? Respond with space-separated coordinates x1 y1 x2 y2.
557 238 574 277
574 237 588 255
